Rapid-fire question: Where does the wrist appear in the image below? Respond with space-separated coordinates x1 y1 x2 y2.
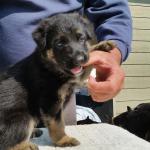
110 47 122 65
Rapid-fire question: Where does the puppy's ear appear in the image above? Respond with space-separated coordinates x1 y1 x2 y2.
32 19 50 49
127 106 132 112
79 16 97 44
71 13 96 42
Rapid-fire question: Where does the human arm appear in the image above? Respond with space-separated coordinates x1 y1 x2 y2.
85 0 132 62
83 0 132 101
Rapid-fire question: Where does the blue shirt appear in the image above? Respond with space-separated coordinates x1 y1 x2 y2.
0 0 132 71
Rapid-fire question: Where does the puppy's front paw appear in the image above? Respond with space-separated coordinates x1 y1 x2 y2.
55 135 80 147
92 40 116 52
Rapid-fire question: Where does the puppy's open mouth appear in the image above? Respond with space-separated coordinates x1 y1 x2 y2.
70 66 83 76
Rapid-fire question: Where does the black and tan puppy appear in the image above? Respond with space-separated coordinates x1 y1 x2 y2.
113 103 150 142
0 13 115 150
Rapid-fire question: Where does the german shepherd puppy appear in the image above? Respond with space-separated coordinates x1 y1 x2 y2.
0 13 115 150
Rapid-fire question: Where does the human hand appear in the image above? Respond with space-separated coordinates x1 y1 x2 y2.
85 48 125 102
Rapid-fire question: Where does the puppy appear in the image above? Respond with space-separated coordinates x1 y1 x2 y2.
0 13 115 150
113 103 150 142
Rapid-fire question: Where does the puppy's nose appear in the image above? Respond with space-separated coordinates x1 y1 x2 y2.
76 54 88 64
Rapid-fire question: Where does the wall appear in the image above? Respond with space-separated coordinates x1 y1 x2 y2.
114 2 150 115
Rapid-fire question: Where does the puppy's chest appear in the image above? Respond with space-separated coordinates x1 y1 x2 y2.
58 79 79 102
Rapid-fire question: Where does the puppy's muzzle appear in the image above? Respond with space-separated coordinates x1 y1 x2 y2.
70 51 89 76
75 52 88 65
76 54 88 64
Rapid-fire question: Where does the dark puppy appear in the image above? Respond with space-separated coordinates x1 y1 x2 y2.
0 13 115 150
113 103 150 142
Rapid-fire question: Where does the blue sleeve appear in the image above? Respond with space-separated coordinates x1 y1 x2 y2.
84 0 132 62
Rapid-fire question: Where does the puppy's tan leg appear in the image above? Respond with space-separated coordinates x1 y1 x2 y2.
90 40 116 52
9 141 38 150
41 109 80 147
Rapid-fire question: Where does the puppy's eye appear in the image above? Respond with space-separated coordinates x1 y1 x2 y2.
79 36 86 43
54 40 64 49
54 37 68 49
77 34 86 43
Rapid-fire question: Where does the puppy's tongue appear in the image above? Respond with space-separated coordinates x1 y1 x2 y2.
70 66 83 75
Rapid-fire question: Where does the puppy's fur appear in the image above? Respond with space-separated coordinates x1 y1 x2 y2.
0 13 115 150
113 103 150 142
